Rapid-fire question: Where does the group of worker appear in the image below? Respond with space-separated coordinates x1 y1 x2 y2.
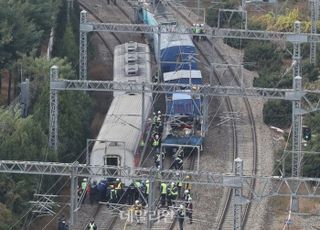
151 111 163 152
160 179 193 229
192 23 206 41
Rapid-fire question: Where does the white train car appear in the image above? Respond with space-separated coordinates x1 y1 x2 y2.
90 42 152 181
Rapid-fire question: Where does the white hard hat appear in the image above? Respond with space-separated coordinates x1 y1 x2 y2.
184 189 189 194
153 112 156 115
180 204 184 209
158 110 161 114
201 24 204 26
135 200 140 204
155 134 159 138
171 182 175 186
188 197 192 201
116 178 120 182
146 179 149 183
196 24 199 26
83 178 87 182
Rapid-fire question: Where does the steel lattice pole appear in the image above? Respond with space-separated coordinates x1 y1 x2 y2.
310 0 318 64
291 21 302 212
80 10 88 80
49 66 59 150
233 158 243 230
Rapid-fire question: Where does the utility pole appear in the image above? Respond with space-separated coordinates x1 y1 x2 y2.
70 161 79 228
291 21 303 212
310 0 319 64
233 158 243 230
146 168 157 229
67 0 74 22
79 10 88 80
49 66 59 151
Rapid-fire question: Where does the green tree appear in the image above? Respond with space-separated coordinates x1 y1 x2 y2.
263 100 292 128
0 1 42 68
17 56 93 162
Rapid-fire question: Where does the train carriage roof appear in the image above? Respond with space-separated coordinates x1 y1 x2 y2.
90 94 152 168
160 32 194 51
163 70 202 84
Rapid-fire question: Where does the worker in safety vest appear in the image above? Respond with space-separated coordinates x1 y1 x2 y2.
174 156 183 170
139 139 145 153
176 175 183 199
81 178 88 203
177 204 186 230
132 200 143 224
186 197 193 224
134 180 142 201
127 182 135 205
152 112 158 126
152 134 160 152
195 24 200 42
183 175 192 191
199 24 205 40
175 147 184 159
145 180 150 204
167 182 178 207
87 220 97 230
183 189 191 202
115 178 124 203
192 23 197 41
156 111 162 126
160 182 167 207
155 151 165 169
109 185 117 203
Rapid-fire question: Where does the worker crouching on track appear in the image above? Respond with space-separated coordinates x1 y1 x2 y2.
132 200 143 224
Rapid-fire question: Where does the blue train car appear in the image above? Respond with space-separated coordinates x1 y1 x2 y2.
138 4 204 149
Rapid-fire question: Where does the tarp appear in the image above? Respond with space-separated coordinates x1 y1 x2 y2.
163 135 203 146
160 46 197 72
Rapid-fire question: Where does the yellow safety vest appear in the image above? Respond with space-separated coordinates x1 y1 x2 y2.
88 223 96 230
146 183 150 195
81 181 87 191
161 183 167 194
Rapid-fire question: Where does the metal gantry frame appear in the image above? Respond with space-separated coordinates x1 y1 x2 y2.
2 159 320 228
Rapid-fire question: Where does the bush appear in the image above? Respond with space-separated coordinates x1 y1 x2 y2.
263 100 291 128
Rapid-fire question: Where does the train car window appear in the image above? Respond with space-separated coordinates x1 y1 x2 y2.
104 156 120 166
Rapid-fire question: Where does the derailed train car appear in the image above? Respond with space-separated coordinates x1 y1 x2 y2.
138 3 204 153
90 42 152 182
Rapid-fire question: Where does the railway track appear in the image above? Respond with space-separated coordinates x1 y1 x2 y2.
75 1 257 229
78 0 124 54
167 3 258 229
